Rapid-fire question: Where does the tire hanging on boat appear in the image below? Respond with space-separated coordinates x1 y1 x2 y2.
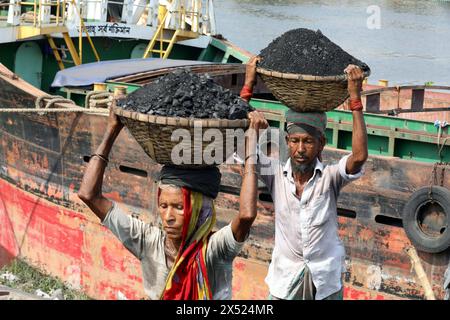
402 186 450 253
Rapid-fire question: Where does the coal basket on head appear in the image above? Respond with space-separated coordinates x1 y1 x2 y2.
113 105 249 167
256 67 371 112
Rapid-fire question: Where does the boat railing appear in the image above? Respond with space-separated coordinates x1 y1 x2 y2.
4 0 216 36
361 84 450 115
6 0 67 27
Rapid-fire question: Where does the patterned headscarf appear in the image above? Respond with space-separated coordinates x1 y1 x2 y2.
285 110 327 138
160 187 216 300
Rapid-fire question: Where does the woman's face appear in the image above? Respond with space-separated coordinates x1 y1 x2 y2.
158 187 185 243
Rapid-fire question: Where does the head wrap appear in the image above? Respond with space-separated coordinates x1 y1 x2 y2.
285 110 327 138
158 165 221 199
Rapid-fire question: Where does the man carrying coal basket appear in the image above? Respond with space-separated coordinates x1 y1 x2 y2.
240 54 369 300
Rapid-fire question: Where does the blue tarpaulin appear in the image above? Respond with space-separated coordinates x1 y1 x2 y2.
51 58 212 88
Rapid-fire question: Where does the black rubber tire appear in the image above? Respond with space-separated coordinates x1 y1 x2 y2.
402 186 450 253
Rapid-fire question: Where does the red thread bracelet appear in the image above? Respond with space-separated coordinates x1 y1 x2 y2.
240 85 253 101
349 99 363 111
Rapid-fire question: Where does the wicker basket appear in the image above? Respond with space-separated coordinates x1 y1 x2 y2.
257 67 371 112
113 105 249 167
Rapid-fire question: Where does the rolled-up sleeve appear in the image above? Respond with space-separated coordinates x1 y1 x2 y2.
208 224 246 262
338 154 364 181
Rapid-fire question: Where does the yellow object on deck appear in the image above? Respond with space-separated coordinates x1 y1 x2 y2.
158 4 168 24
143 6 199 59
16 25 68 40
94 83 108 92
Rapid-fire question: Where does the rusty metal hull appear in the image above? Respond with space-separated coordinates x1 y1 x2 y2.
1 68 449 300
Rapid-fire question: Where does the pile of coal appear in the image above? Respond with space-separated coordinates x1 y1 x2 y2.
259 28 370 76
117 69 253 120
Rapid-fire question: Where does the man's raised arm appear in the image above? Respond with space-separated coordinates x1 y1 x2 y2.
344 65 368 175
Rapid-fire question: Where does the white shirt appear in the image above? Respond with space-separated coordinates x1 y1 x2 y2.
258 153 363 300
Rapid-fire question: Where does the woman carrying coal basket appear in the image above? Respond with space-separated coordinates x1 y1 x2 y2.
78 97 268 300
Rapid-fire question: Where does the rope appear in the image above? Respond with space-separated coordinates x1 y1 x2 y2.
435 120 449 161
35 95 77 109
0 107 109 114
428 162 449 200
428 166 436 201
0 94 109 114
85 91 113 109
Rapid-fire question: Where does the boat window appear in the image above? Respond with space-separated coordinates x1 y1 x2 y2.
337 209 357 219
375 215 403 228
119 165 148 178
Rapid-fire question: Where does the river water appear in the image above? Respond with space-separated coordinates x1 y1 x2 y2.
214 0 450 85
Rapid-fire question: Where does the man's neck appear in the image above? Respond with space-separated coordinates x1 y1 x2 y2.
292 169 314 185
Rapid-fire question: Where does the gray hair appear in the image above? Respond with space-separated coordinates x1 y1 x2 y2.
157 182 182 192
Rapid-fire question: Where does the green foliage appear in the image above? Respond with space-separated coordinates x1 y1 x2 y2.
0 259 91 300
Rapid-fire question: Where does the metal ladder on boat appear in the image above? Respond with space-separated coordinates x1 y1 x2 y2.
142 6 199 59
46 32 82 70
15 0 100 70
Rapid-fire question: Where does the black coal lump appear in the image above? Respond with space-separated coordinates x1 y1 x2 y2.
259 28 370 76
117 69 254 120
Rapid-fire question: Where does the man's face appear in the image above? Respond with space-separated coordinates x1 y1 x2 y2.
286 132 324 173
158 187 185 242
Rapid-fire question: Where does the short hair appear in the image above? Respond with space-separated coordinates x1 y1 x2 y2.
157 182 182 192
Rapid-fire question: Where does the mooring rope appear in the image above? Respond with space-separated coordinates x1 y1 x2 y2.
35 95 76 109
0 107 109 113
0 94 109 114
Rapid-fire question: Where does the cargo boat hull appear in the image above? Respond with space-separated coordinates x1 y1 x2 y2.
1 63 449 299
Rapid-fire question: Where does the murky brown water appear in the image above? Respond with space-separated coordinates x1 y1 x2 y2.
215 0 450 85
